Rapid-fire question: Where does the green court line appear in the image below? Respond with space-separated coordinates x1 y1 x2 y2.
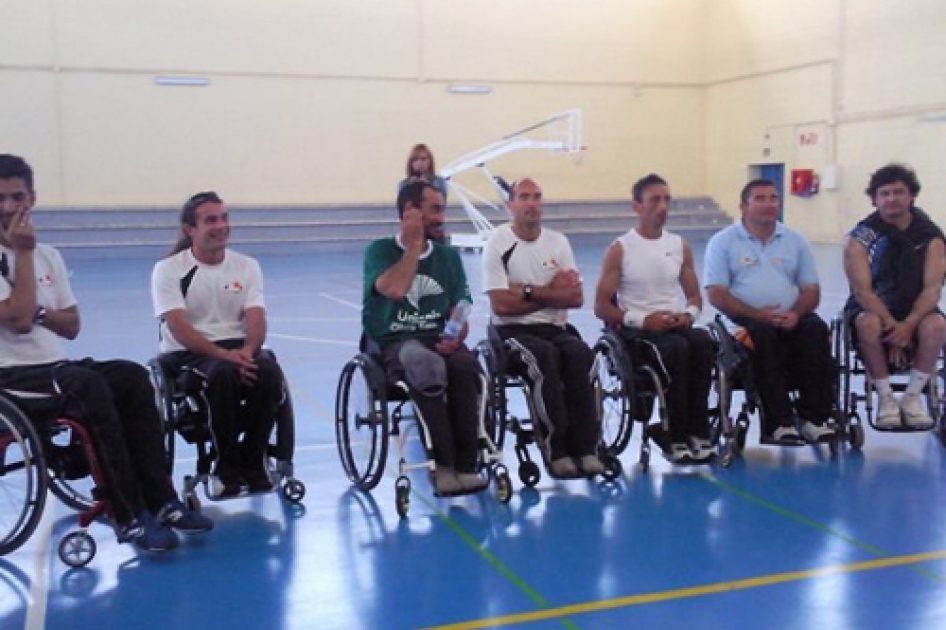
419 550 946 630
410 484 582 630
700 472 946 584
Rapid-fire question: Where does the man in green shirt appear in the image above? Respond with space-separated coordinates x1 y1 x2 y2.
363 181 485 495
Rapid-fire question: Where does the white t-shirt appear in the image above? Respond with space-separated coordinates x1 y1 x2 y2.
151 248 265 353
481 224 577 327
615 229 686 326
0 244 76 367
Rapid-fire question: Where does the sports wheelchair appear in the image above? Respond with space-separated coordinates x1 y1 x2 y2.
148 351 306 511
706 315 844 462
335 336 512 517
476 325 622 487
0 389 114 568
832 312 945 446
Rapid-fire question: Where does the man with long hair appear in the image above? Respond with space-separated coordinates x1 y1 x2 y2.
152 192 283 497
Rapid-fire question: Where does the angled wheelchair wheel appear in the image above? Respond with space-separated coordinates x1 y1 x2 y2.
476 340 507 450
46 422 96 513
592 335 633 456
147 359 178 475
58 531 96 568
335 355 389 492
0 397 49 556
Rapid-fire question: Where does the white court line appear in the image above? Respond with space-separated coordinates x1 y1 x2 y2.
24 498 57 630
318 292 360 310
268 333 356 347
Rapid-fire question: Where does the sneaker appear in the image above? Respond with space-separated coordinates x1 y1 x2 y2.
549 457 579 478
876 393 902 429
158 497 214 534
120 510 179 552
456 471 488 492
434 467 464 495
578 454 605 476
209 474 244 499
800 420 834 444
687 436 714 462
243 467 274 493
665 443 694 464
765 425 804 445
901 393 934 429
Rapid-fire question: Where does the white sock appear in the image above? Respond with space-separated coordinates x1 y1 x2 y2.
874 378 893 397
906 370 931 396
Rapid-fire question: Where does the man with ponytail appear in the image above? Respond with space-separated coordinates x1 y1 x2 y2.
152 192 283 498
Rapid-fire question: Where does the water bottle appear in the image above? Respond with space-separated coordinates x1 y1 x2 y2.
442 300 472 340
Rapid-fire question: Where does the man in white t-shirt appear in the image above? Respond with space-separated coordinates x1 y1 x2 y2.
152 192 283 498
594 174 714 464
482 177 603 478
0 154 211 552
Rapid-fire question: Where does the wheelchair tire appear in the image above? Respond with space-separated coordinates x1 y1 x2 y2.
476 340 507 450
518 461 541 488
592 335 634 456
849 421 865 450
0 397 49 557
395 476 410 518
335 355 389 492
494 466 513 504
58 531 96 568
600 454 623 481
283 479 306 503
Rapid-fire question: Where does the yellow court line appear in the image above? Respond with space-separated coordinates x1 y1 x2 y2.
421 550 946 630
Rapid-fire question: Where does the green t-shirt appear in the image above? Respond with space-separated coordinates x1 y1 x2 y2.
363 238 472 346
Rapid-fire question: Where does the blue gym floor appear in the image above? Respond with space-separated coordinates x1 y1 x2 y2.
3 236 946 630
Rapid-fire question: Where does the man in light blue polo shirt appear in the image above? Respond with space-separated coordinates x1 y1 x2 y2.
704 179 835 445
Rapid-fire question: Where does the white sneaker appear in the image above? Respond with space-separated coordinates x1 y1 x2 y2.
687 437 714 462
901 393 934 429
800 421 834 443
875 393 902 429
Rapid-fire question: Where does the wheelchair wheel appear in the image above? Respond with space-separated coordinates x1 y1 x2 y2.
493 465 513 504
147 359 179 475
58 531 96 568
282 479 306 503
394 476 410 518
0 398 49 557
848 418 865 450
476 340 507 450
600 454 623 481
335 355 389 492
592 335 633 456
46 423 96 512
518 461 541 488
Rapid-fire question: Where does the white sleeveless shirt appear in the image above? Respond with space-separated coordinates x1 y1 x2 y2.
615 229 685 324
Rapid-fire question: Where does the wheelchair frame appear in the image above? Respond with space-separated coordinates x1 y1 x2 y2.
0 391 113 568
706 315 845 460
148 353 306 511
476 325 622 486
832 313 946 446
334 338 512 518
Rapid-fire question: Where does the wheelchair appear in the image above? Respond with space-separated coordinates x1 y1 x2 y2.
832 311 945 447
706 315 844 463
335 336 512 517
476 325 622 487
148 351 306 511
592 328 728 471
0 389 113 568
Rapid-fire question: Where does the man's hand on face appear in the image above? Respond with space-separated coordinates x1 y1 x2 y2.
1 208 36 252
400 207 425 251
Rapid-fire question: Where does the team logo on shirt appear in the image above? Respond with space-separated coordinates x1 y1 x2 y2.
541 258 560 270
37 273 54 287
405 274 444 309
225 280 244 293
739 256 757 267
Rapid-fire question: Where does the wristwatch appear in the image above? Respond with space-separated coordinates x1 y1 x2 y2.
522 284 534 302
33 306 47 325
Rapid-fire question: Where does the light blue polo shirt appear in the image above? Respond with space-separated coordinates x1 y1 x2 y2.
703 221 819 313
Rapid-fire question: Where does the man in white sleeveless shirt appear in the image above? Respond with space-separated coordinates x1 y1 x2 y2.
594 174 714 464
